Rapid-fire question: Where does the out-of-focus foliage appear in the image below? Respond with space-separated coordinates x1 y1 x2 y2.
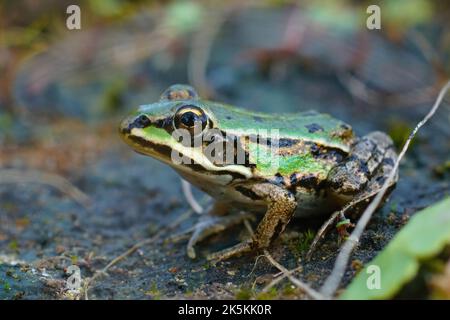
304 0 362 32
382 0 433 28
342 197 450 299
88 0 129 17
164 1 203 35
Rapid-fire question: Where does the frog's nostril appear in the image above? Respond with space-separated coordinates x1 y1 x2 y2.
134 114 152 128
121 115 152 134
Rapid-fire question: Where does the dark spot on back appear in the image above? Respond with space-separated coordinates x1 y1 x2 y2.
250 135 297 149
307 143 346 162
253 116 263 122
318 149 345 162
305 123 324 133
278 138 296 148
262 138 297 148
298 174 319 189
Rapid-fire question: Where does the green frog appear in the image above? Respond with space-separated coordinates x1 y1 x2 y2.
119 84 398 261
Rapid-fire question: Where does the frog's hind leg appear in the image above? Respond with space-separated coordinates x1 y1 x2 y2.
306 131 398 259
207 183 297 261
168 201 254 259
327 131 397 196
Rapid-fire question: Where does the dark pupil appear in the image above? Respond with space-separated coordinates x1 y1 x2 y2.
180 112 200 127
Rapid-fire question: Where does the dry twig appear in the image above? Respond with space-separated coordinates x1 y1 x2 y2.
188 8 229 98
261 266 302 293
181 179 204 214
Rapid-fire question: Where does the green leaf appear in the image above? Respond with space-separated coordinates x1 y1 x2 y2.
341 196 450 300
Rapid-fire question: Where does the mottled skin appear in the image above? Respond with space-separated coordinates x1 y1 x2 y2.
120 85 398 260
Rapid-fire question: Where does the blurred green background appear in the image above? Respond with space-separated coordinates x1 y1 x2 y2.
0 0 449 300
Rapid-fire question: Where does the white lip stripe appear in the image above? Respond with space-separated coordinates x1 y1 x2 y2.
131 128 254 179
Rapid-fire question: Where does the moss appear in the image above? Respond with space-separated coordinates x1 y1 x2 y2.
202 262 211 271
235 287 254 300
144 281 161 299
388 200 399 217
184 289 193 297
387 120 416 150
8 240 19 252
70 255 78 265
256 287 278 300
433 160 450 178
282 284 297 296
1 281 11 292
298 229 315 253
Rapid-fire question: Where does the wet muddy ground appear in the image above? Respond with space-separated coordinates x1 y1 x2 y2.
0 6 449 299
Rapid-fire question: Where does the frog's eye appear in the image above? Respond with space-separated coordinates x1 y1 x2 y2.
173 105 208 135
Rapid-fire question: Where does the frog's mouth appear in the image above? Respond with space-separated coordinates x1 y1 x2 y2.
126 134 172 159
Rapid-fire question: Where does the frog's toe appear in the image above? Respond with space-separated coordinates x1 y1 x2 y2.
170 213 254 259
206 240 253 262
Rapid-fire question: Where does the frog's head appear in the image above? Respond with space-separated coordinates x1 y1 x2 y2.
120 84 206 162
119 84 246 178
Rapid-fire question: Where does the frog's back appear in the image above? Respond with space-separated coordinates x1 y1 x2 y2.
202 101 355 152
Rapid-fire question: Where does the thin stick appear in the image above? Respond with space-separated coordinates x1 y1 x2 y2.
305 210 340 260
261 266 302 293
0 169 90 207
188 9 228 98
181 179 204 214
320 80 450 298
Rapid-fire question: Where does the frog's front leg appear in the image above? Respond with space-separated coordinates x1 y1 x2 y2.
171 201 254 259
207 183 297 261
